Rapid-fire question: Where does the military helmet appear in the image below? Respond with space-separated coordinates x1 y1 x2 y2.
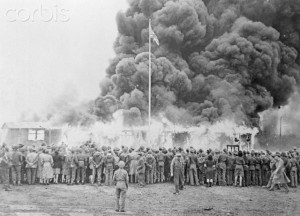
118 161 125 168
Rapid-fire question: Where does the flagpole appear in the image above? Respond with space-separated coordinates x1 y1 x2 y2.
148 18 152 146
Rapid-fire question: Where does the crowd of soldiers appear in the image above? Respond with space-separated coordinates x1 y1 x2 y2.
0 141 299 194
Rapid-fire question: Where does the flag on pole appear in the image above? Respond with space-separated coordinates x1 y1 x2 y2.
149 25 159 46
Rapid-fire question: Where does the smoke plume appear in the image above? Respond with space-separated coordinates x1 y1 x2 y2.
20 86 96 127
95 0 300 131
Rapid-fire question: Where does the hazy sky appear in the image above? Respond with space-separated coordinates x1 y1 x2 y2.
0 0 128 125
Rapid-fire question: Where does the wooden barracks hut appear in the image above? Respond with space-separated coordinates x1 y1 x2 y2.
1 122 62 146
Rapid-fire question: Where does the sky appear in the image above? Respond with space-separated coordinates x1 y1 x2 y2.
0 0 128 125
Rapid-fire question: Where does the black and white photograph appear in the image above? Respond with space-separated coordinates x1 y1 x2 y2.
0 0 300 215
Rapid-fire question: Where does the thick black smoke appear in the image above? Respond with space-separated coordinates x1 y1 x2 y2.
95 0 300 128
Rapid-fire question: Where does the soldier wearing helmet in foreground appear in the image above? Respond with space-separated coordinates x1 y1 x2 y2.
171 152 185 194
113 161 129 212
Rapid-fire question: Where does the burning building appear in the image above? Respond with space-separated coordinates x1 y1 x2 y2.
92 0 300 149
1 122 62 147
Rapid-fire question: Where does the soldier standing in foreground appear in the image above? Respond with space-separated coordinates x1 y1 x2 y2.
113 161 129 212
171 152 184 195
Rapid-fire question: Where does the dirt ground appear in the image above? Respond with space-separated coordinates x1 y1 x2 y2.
0 183 299 216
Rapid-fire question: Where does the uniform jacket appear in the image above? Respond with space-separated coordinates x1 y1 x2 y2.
11 151 23 166
157 152 165 166
26 152 38 168
65 154 76 168
145 154 156 169
103 155 115 169
226 155 235 170
137 157 145 174
92 154 103 168
170 156 184 175
248 156 256 170
75 153 87 167
255 157 262 170
113 168 129 189
188 154 198 167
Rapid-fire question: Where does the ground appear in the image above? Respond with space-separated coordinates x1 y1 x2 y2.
0 183 299 216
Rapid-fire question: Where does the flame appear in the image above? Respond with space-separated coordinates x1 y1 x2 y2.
58 113 259 151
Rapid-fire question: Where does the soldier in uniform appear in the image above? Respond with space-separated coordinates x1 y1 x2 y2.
255 152 262 186
183 149 190 184
153 149 158 183
11 145 23 186
248 151 256 186
91 151 103 185
218 149 228 186
145 151 156 184
136 152 146 187
65 149 77 185
119 147 130 174
289 153 299 188
103 151 115 186
197 152 206 185
234 151 245 187
269 153 289 193
265 153 277 189
0 147 12 191
281 152 290 181
113 161 129 212
296 151 300 185
128 149 138 183
261 152 270 186
165 148 173 182
213 150 220 185
25 148 38 185
19 147 27 184
75 148 87 184
188 150 199 186
156 148 166 183
243 151 250 187
171 152 184 194
226 151 235 186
